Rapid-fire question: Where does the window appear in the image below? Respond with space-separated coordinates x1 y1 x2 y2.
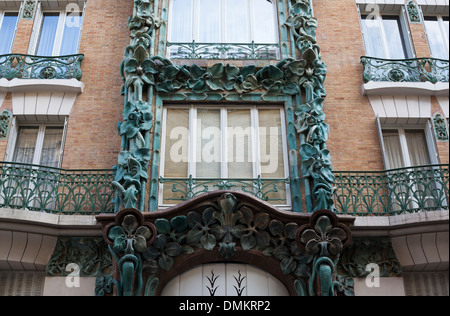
382 128 431 169
0 11 19 54
13 125 64 168
424 16 449 59
160 105 290 206
360 12 413 59
167 0 279 59
34 10 83 56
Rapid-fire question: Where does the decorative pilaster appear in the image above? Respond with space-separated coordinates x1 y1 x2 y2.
285 0 333 212
21 0 37 20
114 0 161 212
406 0 422 24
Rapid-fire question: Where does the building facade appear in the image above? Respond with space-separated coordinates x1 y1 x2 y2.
0 0 448 296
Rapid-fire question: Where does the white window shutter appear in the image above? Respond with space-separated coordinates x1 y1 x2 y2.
0 272 45 296
425 120 440 165
27 2 42 55
376 115 389 169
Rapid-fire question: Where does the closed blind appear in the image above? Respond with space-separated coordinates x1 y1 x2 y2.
403 272 449 296
0 272 45 296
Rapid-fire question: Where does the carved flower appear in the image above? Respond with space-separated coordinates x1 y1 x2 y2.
186 208 218 251
300 215 347 257
237 207 270 251
300 143 334 183
108 214 152 254
143 234 182 271
119 101 153 139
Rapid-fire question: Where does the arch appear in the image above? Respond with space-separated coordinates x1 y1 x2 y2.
97 190 354 296
161 263 289 296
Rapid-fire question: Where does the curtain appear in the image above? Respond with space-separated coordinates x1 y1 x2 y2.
199 0 220 42
196 109 221 178
36 13 59 56
0 13 18 54
227 109 252 178
59 13 83 55
13 127 38 164
39 127 63 168
361 16 385 58
405 131 431 167
383 131 404 169
382 17 407 59
424 17 448 59
252 0 277 43
170 0 193 42
226 0 249 43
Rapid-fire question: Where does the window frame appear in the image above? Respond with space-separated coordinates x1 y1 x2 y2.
0 10 20 54
167 0 280 44
5 118 68 169
159 103 291 208
358 6 415 59
29 5 85 56
378 122 438 170
423 14 449 60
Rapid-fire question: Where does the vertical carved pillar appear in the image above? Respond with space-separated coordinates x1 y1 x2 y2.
285 0 334 212
113 0 161 212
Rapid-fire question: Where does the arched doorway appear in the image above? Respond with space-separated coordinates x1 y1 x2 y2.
162 263 289 296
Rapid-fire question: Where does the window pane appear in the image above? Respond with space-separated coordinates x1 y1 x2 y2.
259 109 286 204
199 0 221 42
196 109 221 178
59 13 83 55
13 127 39 164
227 109 252 178
259 109 283 178
163 109 190 203
382 16 407 59
39 127 63 168
443 17 449 43
170 0 192 42
405 130 430 167
36 13 59 56
226 0 249 42
252 0 277 43
383 131 404 169
164 109 189 178
424 17 448 59
0 12 18 54
361 15 386 58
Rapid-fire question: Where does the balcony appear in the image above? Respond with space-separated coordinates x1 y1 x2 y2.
0 54 84 80
166 41 280 60
360 56 449 83
1 162 447 216
333 164 449 216
0 161 114 215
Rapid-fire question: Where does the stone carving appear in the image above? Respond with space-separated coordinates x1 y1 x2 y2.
98 192 353 296
406 0 422 23
0 109 12 139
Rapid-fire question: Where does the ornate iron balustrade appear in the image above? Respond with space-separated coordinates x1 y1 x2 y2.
0 161 115 215
167 41 280 60
360 56 449 83
0 54 84 80
159 176 290 204
333 164 449 216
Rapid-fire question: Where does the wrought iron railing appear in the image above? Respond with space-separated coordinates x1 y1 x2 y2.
0 161 114 215
333 164 449 216
0 54 84 80
360 56 449 83
167 41 280 60
159 176 290 205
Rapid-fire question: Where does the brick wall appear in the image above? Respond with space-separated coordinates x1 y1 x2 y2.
0 0 448 172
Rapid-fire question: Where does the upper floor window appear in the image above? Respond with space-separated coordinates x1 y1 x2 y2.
0 11 19 54
12 124 64 168
33 10 83 56
360 11 413 59
167 0 279 59
424 15 449 60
